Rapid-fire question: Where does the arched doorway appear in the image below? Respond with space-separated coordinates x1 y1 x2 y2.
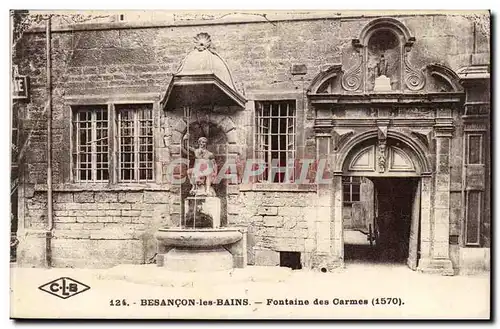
334 134 432 270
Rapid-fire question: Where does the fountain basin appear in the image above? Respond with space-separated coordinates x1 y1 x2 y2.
155 228 245 272
155 228 242 248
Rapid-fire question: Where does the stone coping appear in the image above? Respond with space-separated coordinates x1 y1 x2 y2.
24 11 459 34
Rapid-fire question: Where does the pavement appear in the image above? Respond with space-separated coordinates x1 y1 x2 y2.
10 262 490 320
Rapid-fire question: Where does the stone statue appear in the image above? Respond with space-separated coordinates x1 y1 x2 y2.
376 54 388 77
182 134 218 196
373 54 391 91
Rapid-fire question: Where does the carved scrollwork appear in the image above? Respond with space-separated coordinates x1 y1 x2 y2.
404 51 425 91
342 43 363 92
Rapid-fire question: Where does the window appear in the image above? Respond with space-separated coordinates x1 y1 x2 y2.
72 103 154 184
255 100 296 183
465 190 482 246
72 106 109 182
117 104 154 182
343 176 361 203
467 134 483 165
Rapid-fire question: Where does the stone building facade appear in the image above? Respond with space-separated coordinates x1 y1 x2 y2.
12 11 490 274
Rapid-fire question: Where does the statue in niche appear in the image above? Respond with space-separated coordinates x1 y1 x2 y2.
367 30 401 91
182 134 218 197
376 54 388 77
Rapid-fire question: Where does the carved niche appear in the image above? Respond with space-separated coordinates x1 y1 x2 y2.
342 17 425 93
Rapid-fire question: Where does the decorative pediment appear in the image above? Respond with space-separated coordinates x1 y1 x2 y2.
308 64 343 94
307 19 464 105
161 33 246 111
341 17 425 93
425 63 464 92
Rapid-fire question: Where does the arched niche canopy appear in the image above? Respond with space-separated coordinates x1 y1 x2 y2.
161 33 247 111
341 17 426 93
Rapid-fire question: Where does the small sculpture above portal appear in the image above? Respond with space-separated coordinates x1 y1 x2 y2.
373 54 392 92
182 134 218 197
376 54 388 77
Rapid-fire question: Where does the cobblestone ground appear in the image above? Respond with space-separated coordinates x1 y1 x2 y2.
10 263 490 320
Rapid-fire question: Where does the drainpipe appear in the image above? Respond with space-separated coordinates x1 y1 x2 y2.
45 16 53 268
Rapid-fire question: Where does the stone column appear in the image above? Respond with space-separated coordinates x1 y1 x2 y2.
331 172 344 263
418 117 454 275
313 133 332 266
311 120 342 271
418 174 432 261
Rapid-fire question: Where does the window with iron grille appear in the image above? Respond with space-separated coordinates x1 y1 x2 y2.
72 106 109 182
255 101 296 183
117 104 154 182
343 176 361 203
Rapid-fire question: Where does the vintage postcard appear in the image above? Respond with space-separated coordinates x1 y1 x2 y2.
9 9 491 320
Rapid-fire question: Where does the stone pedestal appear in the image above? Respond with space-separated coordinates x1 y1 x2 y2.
374 75 392 92
184 196 221 228
163 247 233 272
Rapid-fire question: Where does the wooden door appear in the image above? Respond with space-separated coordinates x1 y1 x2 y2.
407 180 421 270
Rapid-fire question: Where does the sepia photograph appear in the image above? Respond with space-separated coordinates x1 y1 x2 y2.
8 8 491 320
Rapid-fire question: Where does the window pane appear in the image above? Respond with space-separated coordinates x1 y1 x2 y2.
466 191 482 245
468 135 482 164
72 106 109 182
255 100 296 182
118 105 154 182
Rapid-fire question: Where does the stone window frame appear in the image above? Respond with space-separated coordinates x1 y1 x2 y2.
65 93 163 189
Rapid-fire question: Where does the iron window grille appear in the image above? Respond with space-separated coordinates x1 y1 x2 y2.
255 100 296 183
72 106 109 182
117 104 154 182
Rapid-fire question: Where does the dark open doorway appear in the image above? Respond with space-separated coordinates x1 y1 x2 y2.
344 177 419 265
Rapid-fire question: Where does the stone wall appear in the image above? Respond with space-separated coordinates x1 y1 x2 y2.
226 189 331 268
17 190 170 268
12 12 490 270
14 14 489 189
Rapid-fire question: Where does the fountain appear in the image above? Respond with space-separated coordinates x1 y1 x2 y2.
156 32 248 272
